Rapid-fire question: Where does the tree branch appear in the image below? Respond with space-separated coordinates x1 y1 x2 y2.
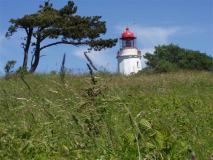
31 54 34 66
39 55 47 58
39 25 50 32
40 41 88 50
24 27 29 35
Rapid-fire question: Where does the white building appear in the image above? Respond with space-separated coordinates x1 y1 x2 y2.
117 27 142 75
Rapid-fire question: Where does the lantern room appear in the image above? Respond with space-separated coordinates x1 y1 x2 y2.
120 27 137 48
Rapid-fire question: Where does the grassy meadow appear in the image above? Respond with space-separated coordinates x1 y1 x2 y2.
0 70 213 159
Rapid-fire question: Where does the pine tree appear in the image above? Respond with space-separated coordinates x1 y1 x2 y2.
6 1 117 73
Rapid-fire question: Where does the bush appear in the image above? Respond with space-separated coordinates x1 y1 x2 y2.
16 67 28 77
143 44 213 73
138 67 153 74
50 70 57 75
155 60 179 73
4 60 17 75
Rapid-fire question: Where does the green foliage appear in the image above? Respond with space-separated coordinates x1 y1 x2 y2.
138 118 188 159
144 44 213 73
4 60 17 75
50 70 57 75
6 0 118 73
155 60 179 73
16 67 28 77
138 67 154 74
0 71 212 159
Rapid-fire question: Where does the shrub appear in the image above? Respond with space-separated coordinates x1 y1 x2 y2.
155 60 179 73
16 67 28 77
4 60 17 75
143 44 213 72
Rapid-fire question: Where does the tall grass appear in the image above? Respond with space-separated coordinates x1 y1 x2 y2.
0 70 212 159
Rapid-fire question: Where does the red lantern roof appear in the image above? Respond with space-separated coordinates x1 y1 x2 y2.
121 27 136 39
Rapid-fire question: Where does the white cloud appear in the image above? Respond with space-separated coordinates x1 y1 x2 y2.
116 24 181 48
136 26 180 47
141 47 155 55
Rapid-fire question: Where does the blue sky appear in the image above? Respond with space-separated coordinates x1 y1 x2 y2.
0 0 212 75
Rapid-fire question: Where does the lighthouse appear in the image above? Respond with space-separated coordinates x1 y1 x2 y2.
116 27 142 75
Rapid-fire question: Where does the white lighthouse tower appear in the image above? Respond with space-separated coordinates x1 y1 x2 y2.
117 27 142 75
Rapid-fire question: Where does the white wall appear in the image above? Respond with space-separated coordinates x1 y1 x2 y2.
119 48 138 56
117 55 141 75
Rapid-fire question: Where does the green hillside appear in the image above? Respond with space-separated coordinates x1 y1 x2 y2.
0 71 212 159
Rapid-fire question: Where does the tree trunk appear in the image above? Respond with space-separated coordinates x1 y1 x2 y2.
23 28 33 69
29 38 41 73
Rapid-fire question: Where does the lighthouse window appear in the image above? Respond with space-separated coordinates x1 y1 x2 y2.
122 39 135 48
122 39 136 48
126 39 131 47
137 61 139 67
